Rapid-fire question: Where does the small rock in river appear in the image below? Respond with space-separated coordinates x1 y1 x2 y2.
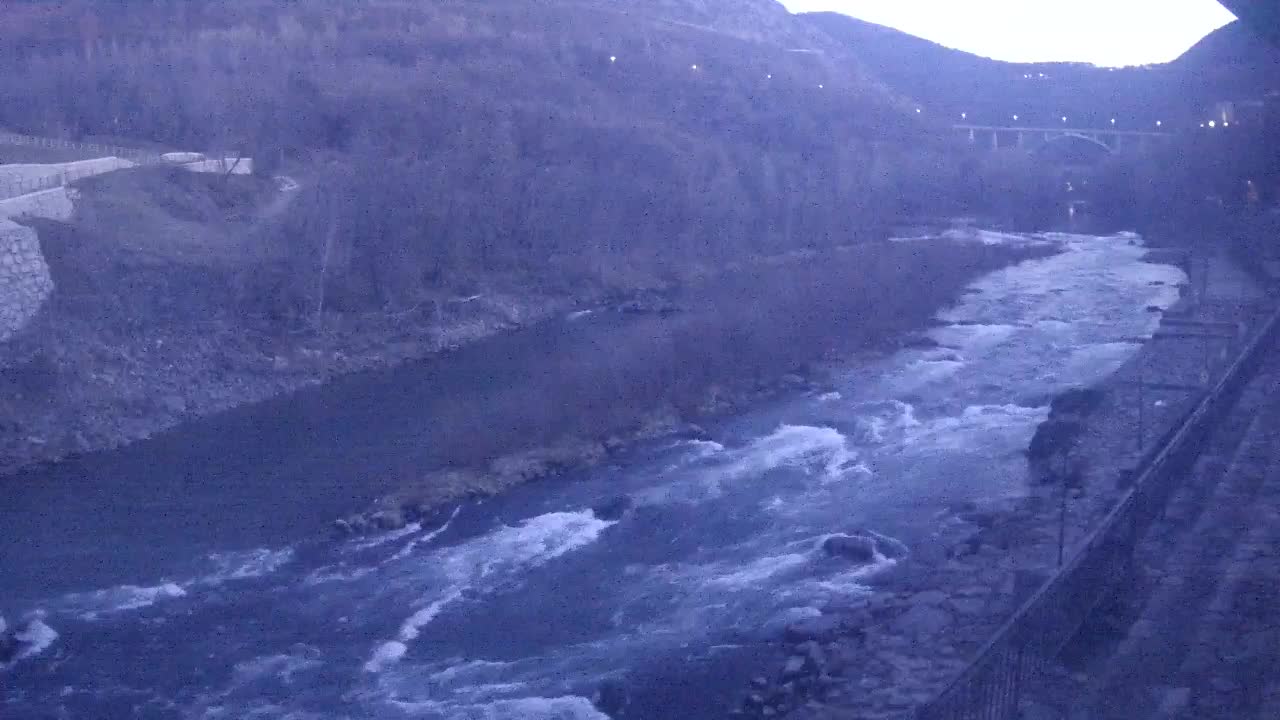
591 495 633 521
782 655 806 679
785 616 844 643
592 678 629 717
371 509 406 530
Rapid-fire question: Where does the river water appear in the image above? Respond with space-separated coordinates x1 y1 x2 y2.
1 229 1186 720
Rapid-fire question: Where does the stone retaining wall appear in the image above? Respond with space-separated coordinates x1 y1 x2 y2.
0 149 255 344
0 218 53 343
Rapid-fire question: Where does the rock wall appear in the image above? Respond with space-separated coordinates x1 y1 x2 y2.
0 219 54 342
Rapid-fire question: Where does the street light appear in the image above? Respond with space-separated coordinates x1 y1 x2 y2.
1062 116 1068 123
1156 120 1162 127
691 64 698 70
916 108 922 114
1110 118 1117 125
1209 120 1216 128
961 112 967 120
609 56 617 63
1013 114 1019 121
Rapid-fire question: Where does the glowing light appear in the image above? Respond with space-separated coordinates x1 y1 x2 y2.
1110 118 1117 125
1156 120 1162 127
766 74 772 79
1208 120 1216 128
961 112 967 120
915 108 922 114
818 83 824 89
1200 123 1206 128
609 55 616 63
691 64 698 70
1062 116 1068 123
1013 114 1019 121
1223 121 1230 127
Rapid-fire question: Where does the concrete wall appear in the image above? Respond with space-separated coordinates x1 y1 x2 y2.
0 218 54 342
0 187 75 222
0 157 137 200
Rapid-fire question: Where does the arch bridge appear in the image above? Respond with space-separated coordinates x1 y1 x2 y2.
954 124 1175 155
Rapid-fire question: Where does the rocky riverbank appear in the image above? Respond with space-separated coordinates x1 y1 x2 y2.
721 245 1271 720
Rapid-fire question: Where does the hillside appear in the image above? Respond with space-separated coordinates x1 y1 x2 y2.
0 0 946 313
1166 19 1280 103
801 11 1255 129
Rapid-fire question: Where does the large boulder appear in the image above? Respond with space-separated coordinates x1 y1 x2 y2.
821 534 877 563
821 531 907 563
1049 387 1105 418
1027 419 1083 464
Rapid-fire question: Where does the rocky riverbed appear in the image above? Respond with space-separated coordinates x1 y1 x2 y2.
726 246 1272 720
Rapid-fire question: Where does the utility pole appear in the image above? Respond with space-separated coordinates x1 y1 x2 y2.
1057 452 1069 567
1137 357 1146 453
1201 253 1212 386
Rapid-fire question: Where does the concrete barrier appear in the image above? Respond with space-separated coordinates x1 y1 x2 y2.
0 187 75 222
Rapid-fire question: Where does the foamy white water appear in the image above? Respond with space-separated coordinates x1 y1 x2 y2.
58 582 187 619
366 511 615 672
203 547 296 583
10 616 58 663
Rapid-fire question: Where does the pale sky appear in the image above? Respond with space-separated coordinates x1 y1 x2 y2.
781 0 1238 66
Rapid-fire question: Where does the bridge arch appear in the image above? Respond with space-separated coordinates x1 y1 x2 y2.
1031 132 1113 165
1038 132 1112 153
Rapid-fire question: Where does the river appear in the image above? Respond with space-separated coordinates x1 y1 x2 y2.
0 228 1186 720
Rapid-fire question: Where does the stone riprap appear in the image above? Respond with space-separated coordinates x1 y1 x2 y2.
0 218 53 342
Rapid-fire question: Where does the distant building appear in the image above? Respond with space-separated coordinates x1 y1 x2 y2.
1209 99 1267 126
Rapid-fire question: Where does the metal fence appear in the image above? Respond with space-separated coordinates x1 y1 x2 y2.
914 301 1280 720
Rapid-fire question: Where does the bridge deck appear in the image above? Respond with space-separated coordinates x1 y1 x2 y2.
953 124 1174 138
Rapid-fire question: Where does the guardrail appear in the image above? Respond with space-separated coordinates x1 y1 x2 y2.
0 131 164 164
914 302 1280 719
0 131 169 201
